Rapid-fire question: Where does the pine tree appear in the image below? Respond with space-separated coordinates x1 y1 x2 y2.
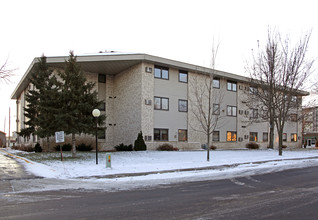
134 131 147 151
57 51 105 157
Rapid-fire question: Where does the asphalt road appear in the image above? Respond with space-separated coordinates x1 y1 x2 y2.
1 165 318 220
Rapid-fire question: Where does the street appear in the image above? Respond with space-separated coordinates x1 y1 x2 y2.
1 166 318 219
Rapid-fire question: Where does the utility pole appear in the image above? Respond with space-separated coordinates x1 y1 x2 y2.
8 107 10 148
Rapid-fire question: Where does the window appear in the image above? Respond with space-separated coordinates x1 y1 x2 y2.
291 96 297 102
154 129 168 141
227 131 237 142
213 78 220 88
227 81 237 91
250 132 258 142
179 70 188 83
251 108 258 118
290 114 297 122
154 97 169 110
154 66 169 80
263 132 268 142
98 129 106 139
178 99 188 112
283 133 287 142
98 102 106 111
227 106 237 117
178 129 187 141
213 131 220 142
98 74 106 83
249 87 257 95
291 133 297 142
213 104 220 115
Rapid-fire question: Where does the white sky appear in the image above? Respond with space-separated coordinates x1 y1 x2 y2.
1 0 317 135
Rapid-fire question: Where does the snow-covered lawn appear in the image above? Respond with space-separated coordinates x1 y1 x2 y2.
4 148 318 180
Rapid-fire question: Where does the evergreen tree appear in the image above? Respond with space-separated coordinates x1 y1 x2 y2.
134 131 147 151
57 51 105 157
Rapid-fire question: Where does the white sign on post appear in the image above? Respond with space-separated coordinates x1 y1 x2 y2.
55 131 65 143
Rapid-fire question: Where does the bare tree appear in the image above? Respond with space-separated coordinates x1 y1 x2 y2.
0 59 14 83
247 28 314 155
189 42 225 161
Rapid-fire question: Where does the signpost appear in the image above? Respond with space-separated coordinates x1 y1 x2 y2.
55 131 65 161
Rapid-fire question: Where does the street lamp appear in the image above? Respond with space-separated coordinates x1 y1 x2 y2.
92 108 100 164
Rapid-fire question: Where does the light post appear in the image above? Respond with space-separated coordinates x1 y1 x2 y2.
92 109 100 164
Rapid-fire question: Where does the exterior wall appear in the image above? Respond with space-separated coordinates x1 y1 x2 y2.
0 132 6 147
113 64 143 147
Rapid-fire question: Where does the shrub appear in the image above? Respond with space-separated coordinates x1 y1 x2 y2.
210 145 217 150
34 143 42 152
282 145 287 149
246 142 260 149
76 143 93 151
54 144 72 151
114 143 133 151
157 143 179 151
12 144 34 152
134 131 147 151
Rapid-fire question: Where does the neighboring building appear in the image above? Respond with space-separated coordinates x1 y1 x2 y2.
0 131 6 148
11 53 306 150
302 106 318 147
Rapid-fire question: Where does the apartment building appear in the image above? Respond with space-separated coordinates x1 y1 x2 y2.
11 53 304 150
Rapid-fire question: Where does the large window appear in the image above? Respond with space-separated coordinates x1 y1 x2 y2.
154 129 168 141
263 132 268 142
251 108 258 118
213 104 220 115
213 78 220 88
213 131 220 142
154 97 169 110
250 132 258 142
179 70 188 83
227 131 237 142
291 133 297 142
178 99 188 112
227 81 237 91
227 106 237 117
178 129 187 141
154 65 169 80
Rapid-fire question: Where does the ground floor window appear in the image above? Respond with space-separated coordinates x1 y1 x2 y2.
154 129 169 141
291 133 297 142
178 129 187 141
213 131 220 142
283 133 287 142
263 132 268 142
250 132 258 142
227 131 237 142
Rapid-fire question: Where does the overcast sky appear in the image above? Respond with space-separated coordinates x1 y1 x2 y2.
1 0 317 135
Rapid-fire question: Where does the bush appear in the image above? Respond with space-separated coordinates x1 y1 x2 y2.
134 131 147 151
210 145 217 150
246 142 260 149
157 143 179 151
114 143 133 151
282 145 287 149
12 144 34 152
76 143 93 151
34 143 42 152
54 144 72 151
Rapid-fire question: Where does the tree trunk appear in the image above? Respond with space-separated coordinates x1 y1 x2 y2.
278 130 283 156
46 136 50 152
72 133 76 158
269 121 274 149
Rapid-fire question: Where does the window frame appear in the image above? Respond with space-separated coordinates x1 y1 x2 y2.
154 128 169 141
290 114 297 122
98 74 106 83
178 99 188 112
283 133 287 142
213 78 220 89
179 70 188 83
154 97 169 110
178 129 187 141
213 104 220 115
212 131 220 142
251 108 258 119
154 65 169 80
227 105 237 117
249 132 258 142
227 131 237 142
227 81 237 92
263 132 268 142
291 133 297 142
